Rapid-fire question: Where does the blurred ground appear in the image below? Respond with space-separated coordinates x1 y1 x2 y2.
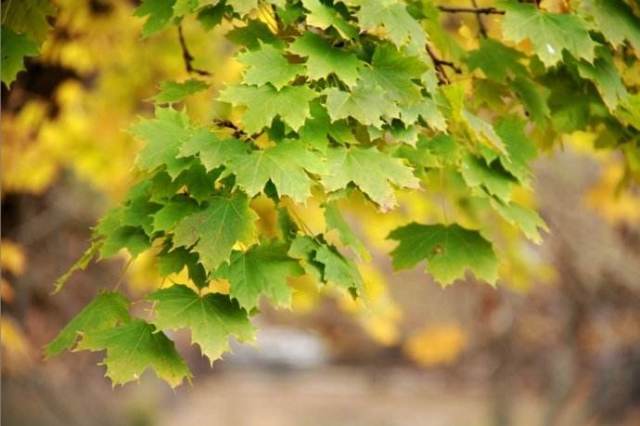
3 148 640 426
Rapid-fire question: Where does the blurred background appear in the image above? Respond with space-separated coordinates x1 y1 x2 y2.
2 1 640 425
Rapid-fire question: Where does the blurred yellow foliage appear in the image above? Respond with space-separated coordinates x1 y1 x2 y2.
587 160 640 225
404 323 467 367
339 263 403 346
1 317 33 373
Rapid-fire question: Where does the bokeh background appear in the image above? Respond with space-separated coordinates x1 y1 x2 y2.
2 1 640 425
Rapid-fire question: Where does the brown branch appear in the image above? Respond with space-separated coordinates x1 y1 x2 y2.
470 0 488 37
437 5 505 15
213 119 246 138
177 25 211 76
426 44 462 85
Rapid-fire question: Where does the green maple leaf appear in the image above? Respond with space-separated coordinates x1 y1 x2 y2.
315 244 362 295
77 319 191 388
130 107 192 178
156 246 208 287
227 140 326 202
218 84 317 132
45 292 131 357
298 100 356 152
324 202 370 260
287 235 362 293
173 192 257 273
440 84 506 154
461 155 515 202
289 32 362 87
388 223 498 286
510 76 550 125
152 195 200 232
360 43 427 105
227 0 258 16
179 128 248 172
494 117 537 185
466 38 527 83
323 146 419 210
399 98 447 131
95 207 150 258
237 43 304 90
148 284 255 363
153 79 209 104
301 0 358 39
324 80 399 127
1 26 39 85
500 1 596 67
134 0 176 37
576 48 629 112
227 20 284 50
1 0 55 43
350 0 426 48
491 199 548 244
580 0 640 52
217 242 304 311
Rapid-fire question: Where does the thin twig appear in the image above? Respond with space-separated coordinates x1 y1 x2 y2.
426 44 462 85
214 118 246 138
177 24 211 76
471 0 488 37
437 5 505 15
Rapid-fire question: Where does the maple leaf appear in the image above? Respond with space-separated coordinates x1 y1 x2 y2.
153 79 209 104
324 202 370 260
1 0 55 43
388 223 498 286
466 38 527 83
324 80 400 127
227 140 326 203
77 319 192 388
289 32 362 87
349 0 426 48
237 43 304 90
360 43 427 105
148 284 255 363
297 100 356 152
323 146 419 211
152 195 199 233
217 242 304 311
288 235 362 293
172 192 257 273
491 199 548 244
218 84 317 132
500 1 596 67
494 117 537 185
45 292 131 357
1 27 39 85
134 0 176 37
576 48 629 112
580 0 640 52
130 107 192 178
179 128 248 172
301 0 358 39
461 155 515 202
227 0 258 16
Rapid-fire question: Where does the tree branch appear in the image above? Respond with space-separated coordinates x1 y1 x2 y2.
437 5 505 15
426 44 461 85
177 25 211 77
426 44 462 85
213 119 246 138
470 0 488 37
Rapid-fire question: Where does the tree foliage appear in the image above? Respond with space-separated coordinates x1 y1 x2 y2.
23 0 639 387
